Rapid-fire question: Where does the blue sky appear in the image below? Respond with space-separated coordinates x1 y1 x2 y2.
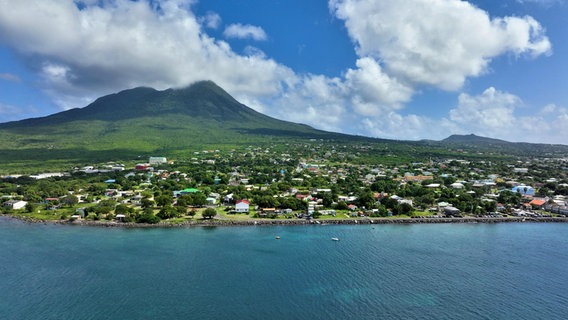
0 0 566 144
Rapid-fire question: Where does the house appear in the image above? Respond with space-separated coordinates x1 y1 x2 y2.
450 182 465 189
444 206 461 217
173 188 200 197
149 157 167 165
135 163 150 171
3 200 27 210
529 199 546 209
403 175 433 183
261 208 276 216
235 200 250 213
223 193 234 204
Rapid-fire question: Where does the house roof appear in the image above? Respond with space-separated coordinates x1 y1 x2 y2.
529 199 546 206
236 199 250 205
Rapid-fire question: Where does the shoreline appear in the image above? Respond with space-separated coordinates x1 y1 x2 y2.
7 215 568 228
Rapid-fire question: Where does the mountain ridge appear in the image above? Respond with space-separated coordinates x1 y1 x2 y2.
0 81 566 171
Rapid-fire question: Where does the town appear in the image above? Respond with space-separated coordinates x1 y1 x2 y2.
2 142 568 225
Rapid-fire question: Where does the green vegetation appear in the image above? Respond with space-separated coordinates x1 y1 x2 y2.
1 139 566 226
1 81 566 175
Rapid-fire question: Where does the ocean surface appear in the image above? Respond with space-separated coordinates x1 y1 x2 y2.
1 217 567 320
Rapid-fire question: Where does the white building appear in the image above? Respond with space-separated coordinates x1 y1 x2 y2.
149 157 167 165
235 200 250 213
4 200 28 210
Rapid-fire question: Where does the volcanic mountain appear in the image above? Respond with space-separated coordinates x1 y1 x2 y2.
0 81 353 164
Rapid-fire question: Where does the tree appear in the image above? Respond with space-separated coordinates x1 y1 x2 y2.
60 195 79 207
155 194 173 207
141 198 155 209
191 193 208 207
115 204 134 216
174 206 186 216
398 202 414 216
356 189 375 209
136 211 161 224
176 194 191 207
202 208 217 219
157 205 178 220
335 201 349 210
25 202 37 213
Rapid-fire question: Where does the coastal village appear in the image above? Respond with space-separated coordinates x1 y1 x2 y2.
2 142 568 224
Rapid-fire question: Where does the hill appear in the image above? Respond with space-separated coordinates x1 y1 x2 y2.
0 81 566 172
437 133 568 156
0 81 366 170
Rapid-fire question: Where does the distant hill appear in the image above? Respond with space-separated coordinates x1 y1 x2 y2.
0 82 566 172
442 134 509 144
436 133 568 156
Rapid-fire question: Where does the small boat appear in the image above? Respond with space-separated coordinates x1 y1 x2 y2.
275 236 281 239
331 237 340 241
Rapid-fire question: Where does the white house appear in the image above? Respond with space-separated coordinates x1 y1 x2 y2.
4 200 28 210
149 157 167 165
235 200 250 213
450 182 465 189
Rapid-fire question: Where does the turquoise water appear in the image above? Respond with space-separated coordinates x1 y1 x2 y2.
1 217 567 319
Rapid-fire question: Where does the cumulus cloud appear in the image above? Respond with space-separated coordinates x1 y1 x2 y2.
449 87 522 134
344 58 413 116
445 87 567 143
355 87 567 144
223 23 268 41
200 11 221 29
329 0 551 90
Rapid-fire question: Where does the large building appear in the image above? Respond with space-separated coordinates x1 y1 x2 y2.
149 157 167 165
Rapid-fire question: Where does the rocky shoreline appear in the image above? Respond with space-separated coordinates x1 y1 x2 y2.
9 215 568 228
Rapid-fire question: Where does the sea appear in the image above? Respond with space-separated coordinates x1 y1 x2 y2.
1 217 567 320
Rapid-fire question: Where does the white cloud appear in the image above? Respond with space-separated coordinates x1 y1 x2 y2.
445 87 567 143
223 23 267 41
449 87 521 134
200 11 221 29
540 103 557 114
330 0 551 90
344 57 413 116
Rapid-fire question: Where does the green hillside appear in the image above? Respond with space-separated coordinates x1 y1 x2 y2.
0 81 566 173
0 81 357 170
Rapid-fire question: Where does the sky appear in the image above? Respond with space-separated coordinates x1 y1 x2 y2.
0 0 567 144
